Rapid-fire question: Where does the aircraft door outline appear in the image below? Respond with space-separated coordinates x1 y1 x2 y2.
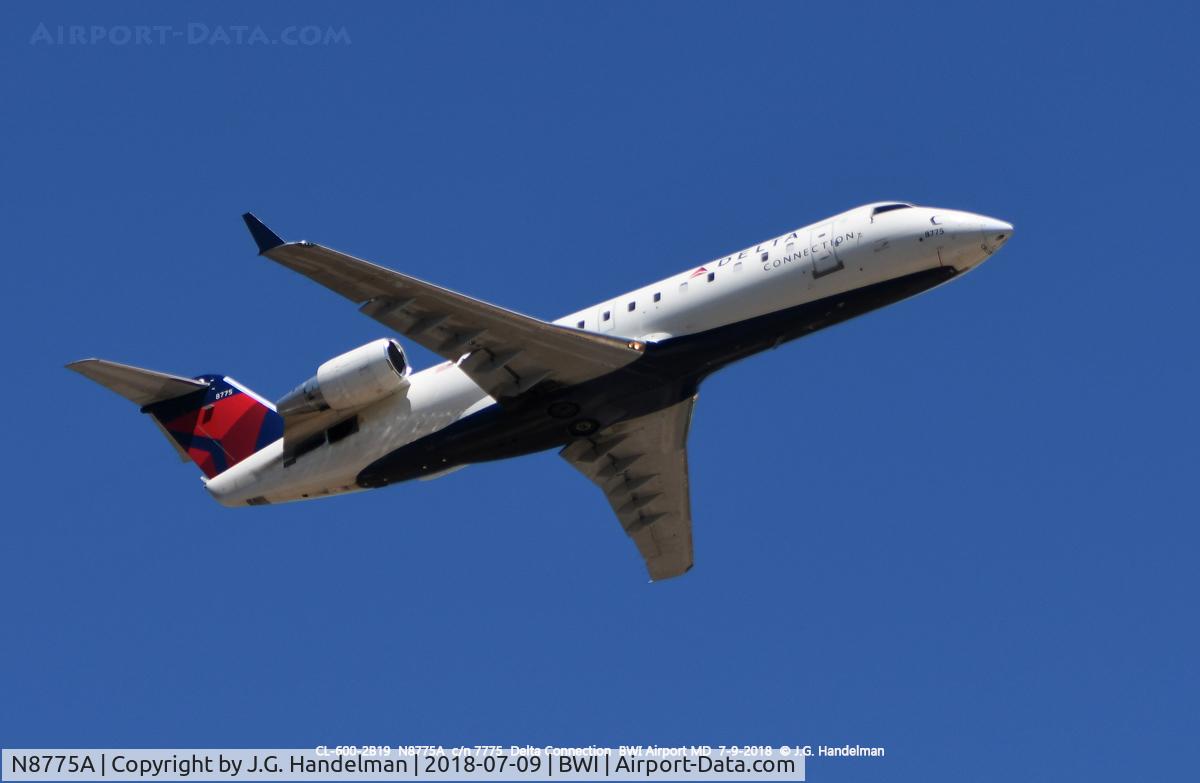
809 222 845 279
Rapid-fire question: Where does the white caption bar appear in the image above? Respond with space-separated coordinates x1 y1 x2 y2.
2 748 804 782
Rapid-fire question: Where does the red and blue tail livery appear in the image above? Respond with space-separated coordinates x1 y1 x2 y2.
143 376 283 478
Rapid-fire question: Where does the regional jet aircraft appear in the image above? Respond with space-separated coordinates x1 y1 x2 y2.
69 203 1013 579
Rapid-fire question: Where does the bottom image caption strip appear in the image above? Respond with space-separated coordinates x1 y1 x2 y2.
1 746 886 781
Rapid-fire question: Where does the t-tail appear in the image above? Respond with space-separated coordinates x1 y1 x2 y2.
67 359 283 479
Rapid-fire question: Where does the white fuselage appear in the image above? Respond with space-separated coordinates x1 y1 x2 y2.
206 202 1011 506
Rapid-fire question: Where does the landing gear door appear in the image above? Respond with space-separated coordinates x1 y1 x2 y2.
809 222 845 279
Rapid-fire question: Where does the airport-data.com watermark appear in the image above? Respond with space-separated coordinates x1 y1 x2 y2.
30 22 351 47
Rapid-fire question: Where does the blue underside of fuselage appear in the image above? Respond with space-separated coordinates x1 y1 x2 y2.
356 266 957 488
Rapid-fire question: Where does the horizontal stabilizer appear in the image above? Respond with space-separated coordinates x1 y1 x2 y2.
67 358 208 407
68 359 283 478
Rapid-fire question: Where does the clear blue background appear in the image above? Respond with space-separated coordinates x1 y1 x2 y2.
2 2 1197 781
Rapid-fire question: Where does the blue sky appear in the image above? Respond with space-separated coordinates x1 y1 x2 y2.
2 2 1197 781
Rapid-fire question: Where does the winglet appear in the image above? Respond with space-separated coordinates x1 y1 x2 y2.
242 212 285 254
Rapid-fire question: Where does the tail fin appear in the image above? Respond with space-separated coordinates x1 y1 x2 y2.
68 359 283 478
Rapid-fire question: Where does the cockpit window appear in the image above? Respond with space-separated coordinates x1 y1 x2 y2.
871 203 912 216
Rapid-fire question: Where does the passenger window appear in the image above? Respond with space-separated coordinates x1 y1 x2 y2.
734 261 743 271
653 292 661 303
706 272 715 282
602 311 611 321
576 320 585 328
679 281 688 294
627 301 636 312
760 252 768 262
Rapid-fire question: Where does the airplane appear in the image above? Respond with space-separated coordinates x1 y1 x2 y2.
68 202 1013 580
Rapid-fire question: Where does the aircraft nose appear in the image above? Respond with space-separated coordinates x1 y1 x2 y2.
980 216 1014 253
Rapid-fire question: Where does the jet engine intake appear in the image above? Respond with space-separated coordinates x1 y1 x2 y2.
278 338 409 417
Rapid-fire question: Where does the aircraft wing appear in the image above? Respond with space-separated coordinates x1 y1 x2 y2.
559 395 697 581
243 214 644 400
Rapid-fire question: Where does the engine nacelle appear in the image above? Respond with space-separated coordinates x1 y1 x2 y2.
278 338 409 417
